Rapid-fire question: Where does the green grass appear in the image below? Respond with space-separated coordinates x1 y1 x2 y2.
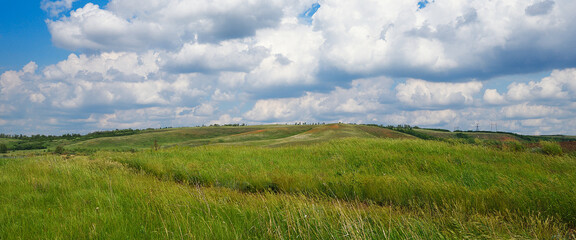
2 125 576 239
67 125 319 150
356 125 418 139
1 154 574 239
66 124 397 150
103 138 576 227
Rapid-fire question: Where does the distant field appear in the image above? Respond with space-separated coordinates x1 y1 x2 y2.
3 124 576 153
415 129 524 141
1 124 576 239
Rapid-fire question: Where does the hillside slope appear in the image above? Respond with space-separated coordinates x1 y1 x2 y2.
69 124 408 149
4 123 576 153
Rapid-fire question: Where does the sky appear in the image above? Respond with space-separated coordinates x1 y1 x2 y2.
1 0 576 135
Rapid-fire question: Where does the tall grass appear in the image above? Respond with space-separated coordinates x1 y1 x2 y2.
100 138 576 229
1 155 573 239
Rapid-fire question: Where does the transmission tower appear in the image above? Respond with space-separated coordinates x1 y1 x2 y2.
490 122 498 132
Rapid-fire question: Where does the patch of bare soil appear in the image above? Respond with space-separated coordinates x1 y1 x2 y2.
559 141 576 153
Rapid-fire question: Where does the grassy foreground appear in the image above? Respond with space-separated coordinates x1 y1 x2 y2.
1 137 575 239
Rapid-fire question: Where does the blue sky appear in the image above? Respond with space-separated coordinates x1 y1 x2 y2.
1 0 576 135
0 1 62 70
0 0 108 70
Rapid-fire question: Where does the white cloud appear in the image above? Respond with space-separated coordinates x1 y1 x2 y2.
1 54 212 115
395 109 459 126
396 79 482 108
244 77 393 121
209 114 242 125
43 52 159 81
41 0 78 17
162 40 269 73
92 105 227 130
504 68 576 101
43 0 576 81
29 93 47 104
212 89 235 102
0 62 40 116
0 62 38 97
194 104 215 116
246 18 324 87
314 0 576 79
47 0 296 51
502 103 565 119
483 89 507 105
4 0 576 136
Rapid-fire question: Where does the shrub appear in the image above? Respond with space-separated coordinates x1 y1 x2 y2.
0 143 7 153
503 141 525 152
54 146 66 155
539 141 562 155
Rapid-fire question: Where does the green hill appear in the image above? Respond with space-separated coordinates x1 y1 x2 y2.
66 124 417 150
3 123 575 154
2 123 576 238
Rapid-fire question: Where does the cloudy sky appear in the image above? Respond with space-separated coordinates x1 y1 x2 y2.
1 0 576 135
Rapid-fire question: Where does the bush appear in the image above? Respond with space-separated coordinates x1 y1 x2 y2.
54 146 66 155
503 141 525 152
539 141 562 155
0 143 7 153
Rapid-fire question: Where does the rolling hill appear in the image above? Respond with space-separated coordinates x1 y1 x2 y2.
2 123 576 239
2 123 576 154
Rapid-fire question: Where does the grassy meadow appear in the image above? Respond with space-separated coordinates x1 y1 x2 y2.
1 124 576 239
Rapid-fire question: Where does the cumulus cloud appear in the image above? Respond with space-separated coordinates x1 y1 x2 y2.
1 62 38 98
1 54 211 122
41 0 78 17
43 52 159 81
246 18 324 88
315 0 576 80
162 40 269 73
0 62 40 119
47 0 297 51
388 110 460 126
479 68 576 106
47 3 168 51
396 79 482 108
3 0 576 135
244 77 394 121
502 103 566 119
504 68 576 102
45 0 576 82
483 89 507 105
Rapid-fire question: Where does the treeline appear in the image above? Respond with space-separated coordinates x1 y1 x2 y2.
0 129 144 141
82 128 143 139
207 123 247 127
0 133 81 141
365 124 576 143
0 129 147 151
